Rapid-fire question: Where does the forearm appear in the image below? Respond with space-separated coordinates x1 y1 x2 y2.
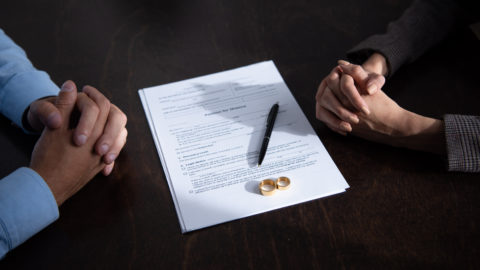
0 28 59 130
348 0 462 77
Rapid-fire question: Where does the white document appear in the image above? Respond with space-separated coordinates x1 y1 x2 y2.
139 61 349 232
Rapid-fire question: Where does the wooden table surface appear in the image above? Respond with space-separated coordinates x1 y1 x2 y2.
1 0 479 269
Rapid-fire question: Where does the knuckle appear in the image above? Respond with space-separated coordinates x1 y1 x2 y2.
82 85 94 94
316 80 326 99
111 105 127 125
323 88 335 103
89 104 100 115
317 96 325 107
316 108 325 121
120 111 128 125
318 92 327 103
338 107 348 118
341 74 353 86
99 99 111 113
319 97 328 108
327 73 338 84
352 65 363 74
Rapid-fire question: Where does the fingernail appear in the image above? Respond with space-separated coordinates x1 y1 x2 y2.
76 134 87 145
361 106 370 115
367 84 377 94
106 153 117 163
61 81 74 92
337 60 350 65
104 165 113 176
349 115 359 124
99 144 109 155
340 122 352 132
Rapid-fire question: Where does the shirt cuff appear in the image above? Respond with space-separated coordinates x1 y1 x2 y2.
0 167 59 257
444 114 480 172
0 71 59 131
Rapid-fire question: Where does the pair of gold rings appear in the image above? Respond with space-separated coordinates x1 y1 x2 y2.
259 176 291 196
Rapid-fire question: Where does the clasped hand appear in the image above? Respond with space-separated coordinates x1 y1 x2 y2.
315 60 444 153
29 81 128 205
315 60 400 137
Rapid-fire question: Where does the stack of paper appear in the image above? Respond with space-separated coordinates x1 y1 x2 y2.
139 61 349 233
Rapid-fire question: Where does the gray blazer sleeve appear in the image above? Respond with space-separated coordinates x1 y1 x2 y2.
346 0 462 77
444 115 480 172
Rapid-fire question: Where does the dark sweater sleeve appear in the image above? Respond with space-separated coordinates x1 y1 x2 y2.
346 0 461 77
444 115 480 172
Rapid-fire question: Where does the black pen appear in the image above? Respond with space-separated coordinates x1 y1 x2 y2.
257 103 279 166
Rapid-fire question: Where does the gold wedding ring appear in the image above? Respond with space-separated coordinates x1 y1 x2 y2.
276 176 291 190
259 179 276 196
259 177 291 196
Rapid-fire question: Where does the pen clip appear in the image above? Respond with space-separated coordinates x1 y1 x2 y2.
266 103 279 125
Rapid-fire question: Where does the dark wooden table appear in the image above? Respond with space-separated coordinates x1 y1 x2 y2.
1 0 479 269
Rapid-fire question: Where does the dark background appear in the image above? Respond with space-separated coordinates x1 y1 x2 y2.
1 0 479 269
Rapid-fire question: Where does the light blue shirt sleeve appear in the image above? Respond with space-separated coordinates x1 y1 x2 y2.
0 28 60 259
0 168 59 259
0 28 59 130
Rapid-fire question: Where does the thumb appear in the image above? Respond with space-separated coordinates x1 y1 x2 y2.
56 80 77 124
27 97 62 131
365 74 386 95
339 63 381 95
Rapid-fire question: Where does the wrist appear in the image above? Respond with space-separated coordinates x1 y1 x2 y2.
396 111 446 155
362 53 388 76
29 165 66 206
